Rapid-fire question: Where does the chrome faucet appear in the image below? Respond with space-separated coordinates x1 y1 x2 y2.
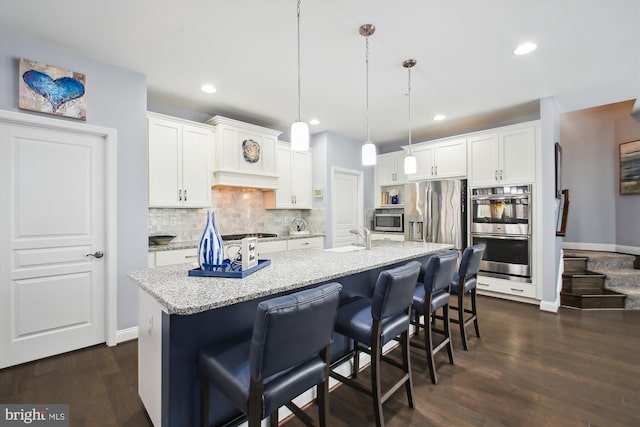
350 228 372 250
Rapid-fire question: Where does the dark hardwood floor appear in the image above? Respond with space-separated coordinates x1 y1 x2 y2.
1 296 639 427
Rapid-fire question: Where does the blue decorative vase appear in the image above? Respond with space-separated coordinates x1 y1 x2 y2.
197 209 224 269
391 195 399 204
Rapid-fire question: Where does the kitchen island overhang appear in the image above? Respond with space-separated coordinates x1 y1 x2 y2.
130 240 452 427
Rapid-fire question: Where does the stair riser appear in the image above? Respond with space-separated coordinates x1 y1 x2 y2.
561 294 627 309
562 275 606 293
564 258 587 273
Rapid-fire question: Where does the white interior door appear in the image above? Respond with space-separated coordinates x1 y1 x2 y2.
0 116 108 369
332 168 363 247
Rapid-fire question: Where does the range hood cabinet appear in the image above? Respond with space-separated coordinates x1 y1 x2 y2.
207 116 281 190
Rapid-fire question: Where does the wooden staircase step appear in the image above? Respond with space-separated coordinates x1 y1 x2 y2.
561 289 627 310
562 272 606 293
563 257 588 274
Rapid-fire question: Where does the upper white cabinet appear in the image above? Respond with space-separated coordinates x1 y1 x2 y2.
206 116 281 189
468 122 538 186
377 151 406 186
408 137 467 181
148 112 212 208
264 142 312 209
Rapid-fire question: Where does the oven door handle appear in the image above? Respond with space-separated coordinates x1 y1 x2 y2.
471 195 529 201
472 233 530 240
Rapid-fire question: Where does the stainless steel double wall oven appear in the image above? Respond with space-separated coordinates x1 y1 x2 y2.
470 185 532 282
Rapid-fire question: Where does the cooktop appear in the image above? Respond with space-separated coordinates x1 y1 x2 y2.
220 233 278 241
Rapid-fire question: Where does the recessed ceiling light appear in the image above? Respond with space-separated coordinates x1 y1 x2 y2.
513 42 537 56
309 118 320 125
433 114 446 121
201 83 217 94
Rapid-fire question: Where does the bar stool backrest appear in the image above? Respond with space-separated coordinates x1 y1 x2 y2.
424 250 459 293
371 261 421 321
458 244 485 285
250 282 343 381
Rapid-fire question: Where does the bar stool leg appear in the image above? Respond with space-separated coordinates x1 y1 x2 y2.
353 339 360 378
400 329 414 407
423 302 437 384
200 376 210 427
269 410 278 427
318 348 330 427
443 304 455 365
457 291 469 351
371 332 384 427
471 288 480 338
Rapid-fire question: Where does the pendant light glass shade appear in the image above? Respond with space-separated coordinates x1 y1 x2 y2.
403 59 417 174
291 121 309 151
404 154 417 174
362 141 377 165
291 0 309 151
360 24 376 166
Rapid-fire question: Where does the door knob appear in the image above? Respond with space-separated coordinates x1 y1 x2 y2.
86 251 104 259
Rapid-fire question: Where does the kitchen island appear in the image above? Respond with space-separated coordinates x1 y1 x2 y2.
130 240 452 427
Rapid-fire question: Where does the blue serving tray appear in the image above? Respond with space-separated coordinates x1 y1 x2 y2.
188 259 271 278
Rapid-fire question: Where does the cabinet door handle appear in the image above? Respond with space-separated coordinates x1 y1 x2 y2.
435 165 438 175
184 189 187 201
431 166 434 175
494 170 498 181
499 169 503 180
178 189 183 201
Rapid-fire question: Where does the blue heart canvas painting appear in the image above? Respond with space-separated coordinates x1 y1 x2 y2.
19 58 86 120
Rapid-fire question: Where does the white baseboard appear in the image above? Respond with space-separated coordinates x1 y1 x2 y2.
539 300 559 313
562 242 617 252
116 326 138 344
616 244 640 256
562 242 639 256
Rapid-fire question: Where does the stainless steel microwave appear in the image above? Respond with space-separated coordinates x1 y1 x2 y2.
373 213 404 232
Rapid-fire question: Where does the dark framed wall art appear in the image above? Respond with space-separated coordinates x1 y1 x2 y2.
555 142 562 198
620 139 640 195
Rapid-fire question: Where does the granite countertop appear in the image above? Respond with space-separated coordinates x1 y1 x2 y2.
148 233 325 252
130 240 452 315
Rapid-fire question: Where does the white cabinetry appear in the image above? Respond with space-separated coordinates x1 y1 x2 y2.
408 138 467 181
206 116 281 189
150 248 198 267
468 123 537 187
370 233 404 242
264 142 312 209
148 112 212 208
377 152 406 186
287 236 324 250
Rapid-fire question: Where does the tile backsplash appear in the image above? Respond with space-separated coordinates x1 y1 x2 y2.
149 188 325 242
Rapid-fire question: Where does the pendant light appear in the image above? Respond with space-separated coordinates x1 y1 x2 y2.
403 59 417 174
360 24 376 166
291 0 309 151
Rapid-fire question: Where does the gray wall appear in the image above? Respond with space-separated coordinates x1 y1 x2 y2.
615 111 640 248
0 31 148 331
561 104 640 249
311 131 375 247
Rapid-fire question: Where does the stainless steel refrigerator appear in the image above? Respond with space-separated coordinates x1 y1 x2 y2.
404 180 467 249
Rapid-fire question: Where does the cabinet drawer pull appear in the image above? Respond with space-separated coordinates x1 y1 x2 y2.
301 242 309 245
478 283 489 287
184 255 197 259
510 287 524 292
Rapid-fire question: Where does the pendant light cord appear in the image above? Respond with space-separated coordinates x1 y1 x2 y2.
365 35 370 142
297 0 302 122
408 65 412 154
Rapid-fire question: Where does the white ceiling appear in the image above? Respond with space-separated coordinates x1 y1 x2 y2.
2 0 639 147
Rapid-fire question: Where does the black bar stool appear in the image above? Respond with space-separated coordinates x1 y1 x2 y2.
329 261 421 427
449 243 486 350
198 282 343 427
410 250 459 384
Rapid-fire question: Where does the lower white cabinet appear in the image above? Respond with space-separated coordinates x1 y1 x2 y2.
256 240 287 256
371 233 405 242
287 236 324 250
154 248 198 267
476 274 536 299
